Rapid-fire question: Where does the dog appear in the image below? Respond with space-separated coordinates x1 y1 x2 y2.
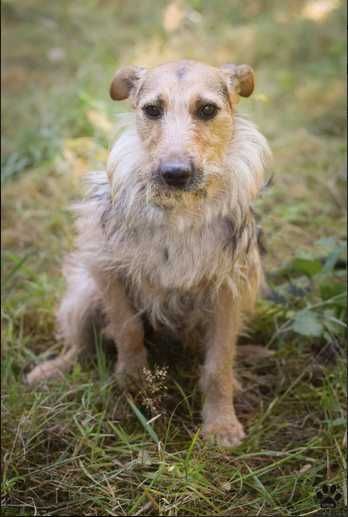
26 60 271 447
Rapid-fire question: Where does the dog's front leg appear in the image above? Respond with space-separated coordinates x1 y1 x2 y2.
98 275 148 387
200 285 245 447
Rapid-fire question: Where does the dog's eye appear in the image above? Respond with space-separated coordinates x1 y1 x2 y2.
197 103 219 120
143 104 163 119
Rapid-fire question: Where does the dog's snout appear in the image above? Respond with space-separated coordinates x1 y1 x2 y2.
159 161 193 188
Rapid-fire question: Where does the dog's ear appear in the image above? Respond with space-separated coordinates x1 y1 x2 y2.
220 64 255 98
110 66 146 101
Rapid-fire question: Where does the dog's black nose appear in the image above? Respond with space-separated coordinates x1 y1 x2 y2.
160 161 193 188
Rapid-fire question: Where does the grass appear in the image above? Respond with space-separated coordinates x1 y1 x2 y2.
1 0 347 515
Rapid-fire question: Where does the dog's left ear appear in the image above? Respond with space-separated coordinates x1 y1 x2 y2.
110 66 146 101
220 64 255 98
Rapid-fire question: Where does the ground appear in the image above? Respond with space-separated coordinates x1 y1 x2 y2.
1 1 347 515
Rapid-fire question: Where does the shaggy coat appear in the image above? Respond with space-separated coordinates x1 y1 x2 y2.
27 60 271 447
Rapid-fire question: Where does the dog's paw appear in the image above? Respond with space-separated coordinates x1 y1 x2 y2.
25 360 64 385
202 417 246 448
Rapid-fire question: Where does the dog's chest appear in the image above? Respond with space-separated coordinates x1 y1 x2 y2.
113 217 234 291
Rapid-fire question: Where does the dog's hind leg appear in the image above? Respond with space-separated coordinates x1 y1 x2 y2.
25 265 100 385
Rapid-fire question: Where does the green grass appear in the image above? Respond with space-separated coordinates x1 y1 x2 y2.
1 0 347 515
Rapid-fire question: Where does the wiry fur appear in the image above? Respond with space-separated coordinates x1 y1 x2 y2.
72 114 269 329
26 60 271 448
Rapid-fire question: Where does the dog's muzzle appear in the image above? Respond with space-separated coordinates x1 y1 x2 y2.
158 160 194 189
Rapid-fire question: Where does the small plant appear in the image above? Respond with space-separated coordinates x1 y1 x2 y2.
141 366 169 417
253 238 347 351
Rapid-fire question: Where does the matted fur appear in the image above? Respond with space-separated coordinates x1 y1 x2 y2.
27 60 272 447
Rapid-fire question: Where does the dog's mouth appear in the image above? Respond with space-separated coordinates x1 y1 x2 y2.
143 165 228 210
147 175 207 209
155 176 203 194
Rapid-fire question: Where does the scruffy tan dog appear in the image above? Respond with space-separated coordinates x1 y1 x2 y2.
27 60 271 447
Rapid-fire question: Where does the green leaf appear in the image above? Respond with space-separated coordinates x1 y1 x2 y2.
323 243 346 273
292 310 323 337
319 281 346 301
290 257 323 277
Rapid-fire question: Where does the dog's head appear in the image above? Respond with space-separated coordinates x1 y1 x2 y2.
109 60 257 209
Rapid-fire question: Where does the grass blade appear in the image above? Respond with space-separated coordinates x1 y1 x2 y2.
127 397 160 445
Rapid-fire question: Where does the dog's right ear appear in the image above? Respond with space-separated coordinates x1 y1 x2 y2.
110 66 146 101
